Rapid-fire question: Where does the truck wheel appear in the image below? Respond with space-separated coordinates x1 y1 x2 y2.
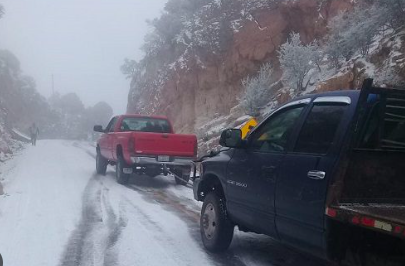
116 156 130 185
200 192 234 252
173 169 190 186
96 150 107 175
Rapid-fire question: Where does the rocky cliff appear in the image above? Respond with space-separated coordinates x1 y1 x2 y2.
128 0 352 131
127 0 404 154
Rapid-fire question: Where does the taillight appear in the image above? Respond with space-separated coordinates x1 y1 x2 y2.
394 225 403 234
351 216 360 225
325 207 337 218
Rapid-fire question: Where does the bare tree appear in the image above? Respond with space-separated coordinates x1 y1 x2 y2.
278 33 320 91
240 63 274 117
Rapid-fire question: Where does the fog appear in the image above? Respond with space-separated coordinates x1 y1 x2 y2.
0 0 167 114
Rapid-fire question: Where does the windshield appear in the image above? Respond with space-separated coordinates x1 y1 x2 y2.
121 117 171 133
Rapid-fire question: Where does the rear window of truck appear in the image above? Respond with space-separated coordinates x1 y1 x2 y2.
359 93 405 151
120 117 171 133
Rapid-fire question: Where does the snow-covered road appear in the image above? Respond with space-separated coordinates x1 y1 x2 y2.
0 140 326 266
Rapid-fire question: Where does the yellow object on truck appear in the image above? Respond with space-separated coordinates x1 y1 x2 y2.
240 118 258 139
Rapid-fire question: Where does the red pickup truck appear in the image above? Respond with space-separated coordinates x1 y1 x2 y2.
93 115 197 186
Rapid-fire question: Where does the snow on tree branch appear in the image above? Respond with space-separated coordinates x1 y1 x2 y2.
240 63 275 117
278 33 321 92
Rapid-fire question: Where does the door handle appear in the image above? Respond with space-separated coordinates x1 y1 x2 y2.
307 170 326 180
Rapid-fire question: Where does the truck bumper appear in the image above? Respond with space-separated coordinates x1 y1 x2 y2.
125 156 194 176
130 156 194 167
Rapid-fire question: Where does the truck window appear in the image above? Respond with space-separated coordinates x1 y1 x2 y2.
121 117 171 133
105 117 118 133
294 104 346 154
249 106 304 153
359 93 405 150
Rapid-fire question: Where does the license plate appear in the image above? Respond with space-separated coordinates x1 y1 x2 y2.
157 155 170 162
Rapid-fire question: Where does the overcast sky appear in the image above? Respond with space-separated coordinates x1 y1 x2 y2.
0 0 167 114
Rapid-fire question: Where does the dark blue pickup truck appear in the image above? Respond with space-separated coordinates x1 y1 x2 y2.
193 79 405 265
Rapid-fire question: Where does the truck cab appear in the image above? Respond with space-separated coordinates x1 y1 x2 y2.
193 79 405 265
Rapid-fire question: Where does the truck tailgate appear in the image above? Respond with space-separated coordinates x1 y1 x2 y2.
335 205 405 225
327 204 405 239
132 132 197 157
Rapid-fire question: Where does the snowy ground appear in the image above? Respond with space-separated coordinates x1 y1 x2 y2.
0 140 327 266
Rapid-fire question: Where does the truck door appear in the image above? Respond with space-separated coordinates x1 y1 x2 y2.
100 117 118 160
275 96 355 255
227 100 309 237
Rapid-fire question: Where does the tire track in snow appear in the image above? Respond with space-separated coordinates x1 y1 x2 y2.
125 184 248 266
73 142 325 266
101 185 127 266
59 174 125 266
125 183 327 266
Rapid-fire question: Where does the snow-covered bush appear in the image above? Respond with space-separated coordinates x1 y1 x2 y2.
376 0 405 30
240 63 274 117
325 6 382 66
278 33 321 92
325 1 405 68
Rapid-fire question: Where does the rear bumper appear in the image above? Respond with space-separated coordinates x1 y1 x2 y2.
129 156 194 167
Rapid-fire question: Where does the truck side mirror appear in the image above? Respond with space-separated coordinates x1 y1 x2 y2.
93 125 105 133
219 129 244 148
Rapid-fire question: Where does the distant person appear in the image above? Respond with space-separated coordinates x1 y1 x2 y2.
29 123 40 146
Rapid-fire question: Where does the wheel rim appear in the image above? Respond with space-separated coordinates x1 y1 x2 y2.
202 203 217 240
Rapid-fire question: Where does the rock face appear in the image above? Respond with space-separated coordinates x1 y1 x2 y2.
127 0 353 135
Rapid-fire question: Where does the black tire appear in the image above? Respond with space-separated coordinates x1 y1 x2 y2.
173 169 190 186
200 192 234 252
96 150 107 175
116 156 130 185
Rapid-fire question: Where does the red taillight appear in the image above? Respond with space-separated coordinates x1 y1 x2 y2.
361 217 375 227
394 226 403 234
352 216 361 225
325 208 337 218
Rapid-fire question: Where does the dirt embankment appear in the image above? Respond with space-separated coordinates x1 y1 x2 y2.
127 0 353 135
